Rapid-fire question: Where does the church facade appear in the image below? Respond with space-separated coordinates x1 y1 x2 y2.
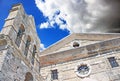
0 4 120 81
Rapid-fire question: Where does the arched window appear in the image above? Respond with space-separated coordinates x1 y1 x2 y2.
24 72 33 81
31 45 36 65
15 24 25 47
24 36 31 56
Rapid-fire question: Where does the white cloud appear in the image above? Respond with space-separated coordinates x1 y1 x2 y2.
40 43 46 51
40 22 49 29
35 0 120 33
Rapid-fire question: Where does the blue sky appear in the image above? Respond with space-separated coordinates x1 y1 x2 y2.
0 0 69 49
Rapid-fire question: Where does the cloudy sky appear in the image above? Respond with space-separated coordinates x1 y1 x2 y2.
0 0 120 50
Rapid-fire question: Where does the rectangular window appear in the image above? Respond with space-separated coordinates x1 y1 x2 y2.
108 57 119 68
51 69 58 80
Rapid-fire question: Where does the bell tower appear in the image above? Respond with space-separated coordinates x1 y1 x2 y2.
0 4 42 81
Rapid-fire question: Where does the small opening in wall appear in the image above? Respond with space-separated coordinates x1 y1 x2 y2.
15 24 25 47
73 42 79 48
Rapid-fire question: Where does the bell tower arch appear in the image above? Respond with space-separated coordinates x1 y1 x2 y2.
24 72 33 81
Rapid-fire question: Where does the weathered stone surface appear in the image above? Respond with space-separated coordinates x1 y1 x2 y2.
40 51 120 81
0 51 28 81
0 4 43 81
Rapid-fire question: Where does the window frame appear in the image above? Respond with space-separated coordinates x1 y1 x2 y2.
108 57 119 68
51 69 58 80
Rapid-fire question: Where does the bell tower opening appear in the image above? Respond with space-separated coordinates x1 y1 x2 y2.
24 72 33 81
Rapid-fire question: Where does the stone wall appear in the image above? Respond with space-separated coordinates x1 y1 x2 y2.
0 4 43 81
0 34 42 81
0 49 30 81
40 51 120 81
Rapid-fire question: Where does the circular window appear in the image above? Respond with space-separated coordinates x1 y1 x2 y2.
73 42 79 47
75 63 91 77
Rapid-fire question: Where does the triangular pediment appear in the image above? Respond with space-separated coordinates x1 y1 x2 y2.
41 33 120 55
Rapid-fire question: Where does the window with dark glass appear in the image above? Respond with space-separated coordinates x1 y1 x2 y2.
51 69 58 80
77 64 89 75
15 25 25 47
31 45 36 65
24 36 31 56
108 57 119 68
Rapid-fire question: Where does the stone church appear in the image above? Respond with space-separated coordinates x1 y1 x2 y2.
0 3 120 81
